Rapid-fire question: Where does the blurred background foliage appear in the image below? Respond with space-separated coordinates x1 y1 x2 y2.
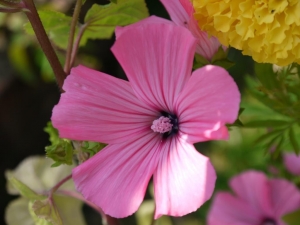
1 0 300 225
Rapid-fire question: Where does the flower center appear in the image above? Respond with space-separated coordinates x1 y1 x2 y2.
151 112 179 138
260 218 277 225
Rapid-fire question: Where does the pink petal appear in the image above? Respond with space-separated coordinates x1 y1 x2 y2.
283 152 300 175
269 178 300 217
72 132 161 217
153 135 216 218
111 21 197 113
161 0 224 60
188 19 225 61
229 171 273 217
175 65 240 143
51 65 156 144
207 192 262 225
115 16 172 39
160 0 190 27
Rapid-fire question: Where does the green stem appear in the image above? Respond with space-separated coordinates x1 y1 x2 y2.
64 0 82 74
23 0 66 91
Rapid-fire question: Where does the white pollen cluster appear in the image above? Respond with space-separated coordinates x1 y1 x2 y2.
151 116 173 133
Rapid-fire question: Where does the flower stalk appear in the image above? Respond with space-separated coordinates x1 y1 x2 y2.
64 0 82 74
22 0 66 91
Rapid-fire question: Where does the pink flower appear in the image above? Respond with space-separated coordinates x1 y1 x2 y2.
284 152 300 176
208 170 300 225
160 0 224 61
51 17 240 218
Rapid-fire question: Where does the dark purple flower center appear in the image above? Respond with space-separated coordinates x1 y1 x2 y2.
160 111 179 139
260 218 277 225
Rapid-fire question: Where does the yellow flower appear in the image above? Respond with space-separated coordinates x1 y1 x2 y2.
193 0 300 66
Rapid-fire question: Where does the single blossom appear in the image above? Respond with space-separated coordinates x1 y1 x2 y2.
284 152 300 176
160 0 224 61
193 0 300 66
52 17 240 218
208 170 300 225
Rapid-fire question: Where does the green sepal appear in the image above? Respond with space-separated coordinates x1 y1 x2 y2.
193 54 210 69
45 140 73 167
282 209 300 225
7 176 46 200
31 199 63 225
211 46 235 69
81 141 106 157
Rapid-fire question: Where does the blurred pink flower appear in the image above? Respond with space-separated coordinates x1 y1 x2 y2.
160 0 224 61
52 17 240 218
284 152 300 176
208 170 300 225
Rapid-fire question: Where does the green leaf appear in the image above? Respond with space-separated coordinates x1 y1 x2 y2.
289 127 300 155
81 0 149 45
254 63 279 90
255 129 283 145
282 209 300 225
244 120 290 128
211 46 227 62
24 10 73 49
6 177 46 200
110 0 118 3
31 199 62 225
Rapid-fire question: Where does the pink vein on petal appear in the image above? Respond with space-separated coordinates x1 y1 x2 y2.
176 65 240 143
111 21 197 113
72 132 162 218
52 65 157 144
153 135 216 218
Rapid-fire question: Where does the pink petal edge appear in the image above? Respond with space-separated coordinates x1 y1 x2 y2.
229 171 273 217
176 65 240 143
111 18 197 113
153 135 216 218
72 132 161 217
283 152 300 175
51 65 156 144
207 192 262 225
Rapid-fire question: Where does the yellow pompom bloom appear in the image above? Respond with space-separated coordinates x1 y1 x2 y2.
192 0 300 66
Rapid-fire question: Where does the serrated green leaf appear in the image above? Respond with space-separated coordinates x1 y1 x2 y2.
44 122 60 145
244 120 290 128
7 177 46 200
255 129 283 145
31 199 62 225
81 0 149 45
24 10 73 49
272 135 284 158
282 209 300 225
289 127 300 155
